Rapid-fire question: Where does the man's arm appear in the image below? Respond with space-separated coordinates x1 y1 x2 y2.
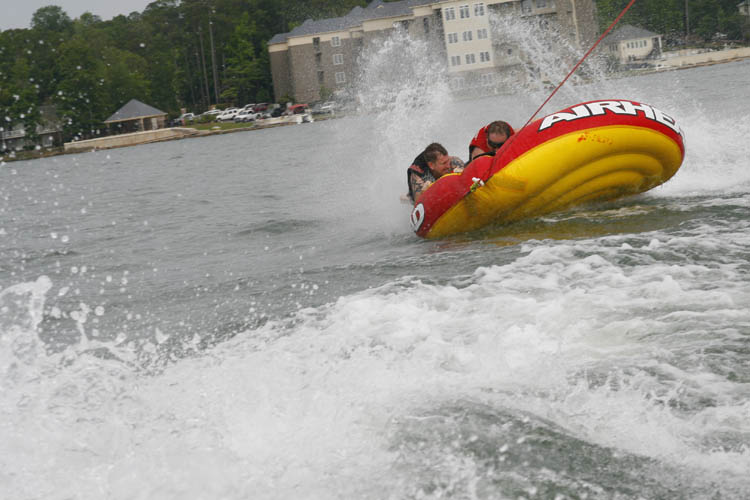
470 147 486 161
451 156 466 173
409 172 432 202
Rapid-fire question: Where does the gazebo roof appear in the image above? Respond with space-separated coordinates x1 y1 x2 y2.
104 99 167 123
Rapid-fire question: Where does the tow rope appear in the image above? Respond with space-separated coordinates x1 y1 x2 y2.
522 0 639 129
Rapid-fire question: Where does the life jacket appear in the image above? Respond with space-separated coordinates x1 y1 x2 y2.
469 123 516 158
464 150 495 168
407 152 435 202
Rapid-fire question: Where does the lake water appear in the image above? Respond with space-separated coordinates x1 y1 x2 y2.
2 57 750 499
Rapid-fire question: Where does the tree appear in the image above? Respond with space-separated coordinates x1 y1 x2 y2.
0 56 41 148
31 6 73 34
54 35 107 139
101 47 151 110
221 12 266 105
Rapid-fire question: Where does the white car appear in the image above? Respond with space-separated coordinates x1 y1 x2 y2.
201 109 223 120
217 108 240 122
234 109 260 122
319 101 338 113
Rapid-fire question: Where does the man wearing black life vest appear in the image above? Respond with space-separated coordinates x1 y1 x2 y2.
469 120 515 161
407 143 465 203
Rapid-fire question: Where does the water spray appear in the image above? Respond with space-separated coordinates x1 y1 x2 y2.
522 0 638 129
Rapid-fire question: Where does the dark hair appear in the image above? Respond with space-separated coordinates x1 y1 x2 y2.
487 121 512 136
422 142 448 164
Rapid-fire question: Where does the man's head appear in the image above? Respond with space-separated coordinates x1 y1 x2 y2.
423 142 452 178
486 121 512 151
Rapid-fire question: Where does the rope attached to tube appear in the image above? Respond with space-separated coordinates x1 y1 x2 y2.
521 0 638 129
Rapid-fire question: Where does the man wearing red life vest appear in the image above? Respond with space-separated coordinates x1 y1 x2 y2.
469 120 515 161
406 143 465 203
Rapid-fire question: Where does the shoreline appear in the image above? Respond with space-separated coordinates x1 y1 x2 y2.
0 117 314 163
2 53 747 164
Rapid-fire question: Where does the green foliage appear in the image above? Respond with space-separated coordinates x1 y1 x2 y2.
54 35 108 139
319 86 334 102
255 87 271 103
594 0 750 43
31 6 74 34
221 12 266 106
0 55 42 143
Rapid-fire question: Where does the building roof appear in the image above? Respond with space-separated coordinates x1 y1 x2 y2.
268 0 436 45
605 24 660 43
104 99 167 123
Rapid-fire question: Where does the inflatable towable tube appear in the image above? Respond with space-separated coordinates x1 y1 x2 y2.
410 99 685 239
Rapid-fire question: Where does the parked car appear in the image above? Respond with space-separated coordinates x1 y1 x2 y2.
234 109 260 122
311 101 338 115
320 101 338 113
269 107 285 118
217 108 240 122
286 104 310 115
201 109 223 119
242 103 256 111
179 112 196 124
253 102 269 112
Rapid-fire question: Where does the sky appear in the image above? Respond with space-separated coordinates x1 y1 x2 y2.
0 0 155 31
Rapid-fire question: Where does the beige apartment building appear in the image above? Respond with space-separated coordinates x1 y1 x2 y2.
268 0 597 103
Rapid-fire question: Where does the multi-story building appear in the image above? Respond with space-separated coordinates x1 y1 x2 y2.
268 0 597 103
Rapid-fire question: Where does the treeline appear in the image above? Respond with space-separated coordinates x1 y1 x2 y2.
2 0 748 144
596 0 750 43
0 0 367 143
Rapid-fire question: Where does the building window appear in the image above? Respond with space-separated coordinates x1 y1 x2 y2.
313 37 320 50
447 33 458 43
318 71 324 84
481 73 493 85
480 51 490 62
465 53 476 64
315 53 322 66
331 36 341 47
462 30 473 42
451 77 465 89
333 53 344 65
451 55 462 66
536 0 546 7
444 7 456 20
423 18 430 33
477 28 488 39
474 3 485 16
459 5 470 18
521 0 532 13
335 71 346 84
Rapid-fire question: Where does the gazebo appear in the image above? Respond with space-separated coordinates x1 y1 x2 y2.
104 99 168 134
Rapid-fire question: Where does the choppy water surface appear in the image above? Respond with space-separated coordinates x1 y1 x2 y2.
2 51 750 498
